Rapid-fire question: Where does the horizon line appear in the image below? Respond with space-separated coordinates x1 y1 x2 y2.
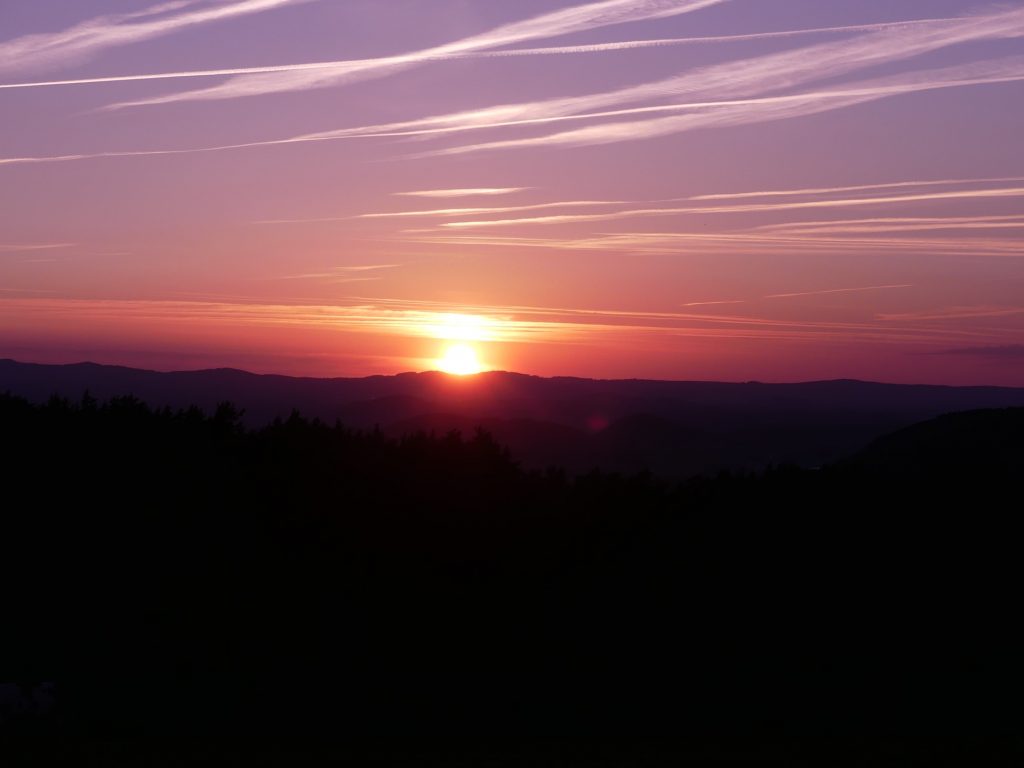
1 356 1018 390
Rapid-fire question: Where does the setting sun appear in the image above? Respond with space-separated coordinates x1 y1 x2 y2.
437 343 485 376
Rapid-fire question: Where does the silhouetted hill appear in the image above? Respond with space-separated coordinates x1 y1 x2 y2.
1 393 1021 764
3 358 1024 478
850 407 1024 472
387 413 591 473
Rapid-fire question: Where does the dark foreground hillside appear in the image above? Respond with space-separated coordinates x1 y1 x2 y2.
1 395 1022 765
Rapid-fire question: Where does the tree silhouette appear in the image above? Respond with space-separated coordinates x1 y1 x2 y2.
0 393 1021 763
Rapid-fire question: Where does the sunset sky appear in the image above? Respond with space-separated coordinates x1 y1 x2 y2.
2 0 1023 383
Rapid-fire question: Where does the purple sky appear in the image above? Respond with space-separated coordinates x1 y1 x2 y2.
1 0 1023 383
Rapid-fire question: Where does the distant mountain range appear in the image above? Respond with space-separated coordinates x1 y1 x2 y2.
4 358 1024 478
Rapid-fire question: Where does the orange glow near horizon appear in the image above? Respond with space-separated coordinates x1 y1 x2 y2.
428 313 498 342
3 3 1024 388
430 314 491 374
436 343 486 375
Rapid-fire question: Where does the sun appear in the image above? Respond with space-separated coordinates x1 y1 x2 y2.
437 343 485 376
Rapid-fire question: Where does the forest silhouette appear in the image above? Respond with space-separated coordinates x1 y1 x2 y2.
1 393 1022 764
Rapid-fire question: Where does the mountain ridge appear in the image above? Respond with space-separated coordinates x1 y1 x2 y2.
7 357 1022 391
4 358 1024 478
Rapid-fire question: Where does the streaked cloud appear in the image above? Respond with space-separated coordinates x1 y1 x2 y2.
764 285 913 300
358 200 635 220
681 299 746 307
694 177 1024 201
103 0 729 109
255 200 641 225
0 243 75 253
6 46 1024 170
428 56 1024 156
107 2 1024 113
878 306 1024 321
438 183 1024 229
936 345 1024 359
0 17 958 92
277 276 381 284
758 215 1024 236
680 285 914 306
332 264 401 271
403 229 1024 259
364 181 1024 236
277 264 401 280
0 0 305 75
3 295 1009 349
3 2 1021 384
395 188 529 199
350 7 1024 153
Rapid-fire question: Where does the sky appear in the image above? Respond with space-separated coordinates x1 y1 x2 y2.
1 0 1023 384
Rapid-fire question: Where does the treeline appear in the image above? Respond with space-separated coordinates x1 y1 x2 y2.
1 393 1021 757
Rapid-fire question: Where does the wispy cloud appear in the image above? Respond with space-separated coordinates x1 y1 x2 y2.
879 306 1024 322
395 188 528 199
338 7 1024 153
107 2 1022 112
428 56 1024 156
764 285 913 300
0 243 75 253
255 200 639 225
403 229 1024 259
277 264 401 280
278 276 382 284
333 264 400 272
438 183 1024 229
7 33 1024 170
693 177 1024 201
356 186 1016 227
680 285 913 306
104 0 729 109
3 295 1007 349
398 215 1024 261
681 299 746 307
758 215 1024 236
359 200 635 220
0 0 305 75
214 52 1024 160
0 17 957 92
936 345 1024 359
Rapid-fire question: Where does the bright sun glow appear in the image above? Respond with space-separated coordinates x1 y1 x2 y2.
430 313 495 342
437 343 485 375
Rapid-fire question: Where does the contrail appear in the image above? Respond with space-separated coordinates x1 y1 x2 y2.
0 0 307 76
0 17 957 92
0 243 75 252
693 177 1024 201
395 188 529 199
764 285 913 299
439 185 1024 229
103 0 730 108
5 58 1024 168
425 57 1024 157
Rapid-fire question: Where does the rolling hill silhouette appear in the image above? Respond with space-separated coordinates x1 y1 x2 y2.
850 407 1024 471
4 358 1024 477
2 392 1022 764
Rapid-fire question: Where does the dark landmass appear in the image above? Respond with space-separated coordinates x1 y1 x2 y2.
4 358 1024 477
2 392 1022 764
849 406 1024 472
